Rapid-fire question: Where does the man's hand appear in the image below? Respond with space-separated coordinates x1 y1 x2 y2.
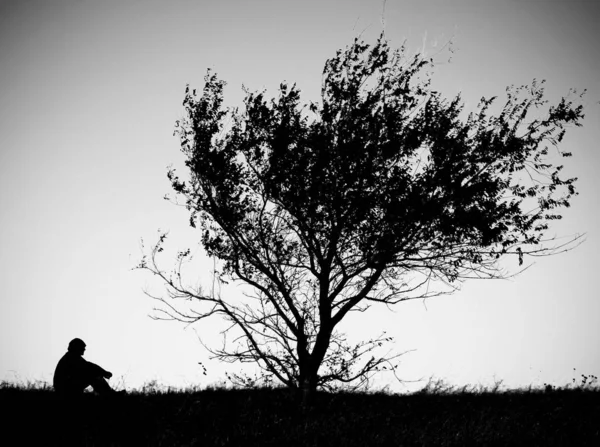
104 371 113 380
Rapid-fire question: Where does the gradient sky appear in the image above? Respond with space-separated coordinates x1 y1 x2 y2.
1 0 598 393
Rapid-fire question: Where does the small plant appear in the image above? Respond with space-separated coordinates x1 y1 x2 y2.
571 369 598 390
416 377 456 395
140 379 168 394
225 370 275 389
0 379 51 391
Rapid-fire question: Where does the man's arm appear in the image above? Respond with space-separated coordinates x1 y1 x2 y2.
84 359 112 379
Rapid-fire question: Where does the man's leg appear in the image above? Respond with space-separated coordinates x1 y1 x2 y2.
89 376 115 395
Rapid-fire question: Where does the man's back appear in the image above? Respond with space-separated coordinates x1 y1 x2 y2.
53 351 87 394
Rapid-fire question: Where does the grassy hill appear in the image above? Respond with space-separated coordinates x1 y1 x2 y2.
1 380 598 446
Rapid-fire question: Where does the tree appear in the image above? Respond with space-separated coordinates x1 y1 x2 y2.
137 34 585 405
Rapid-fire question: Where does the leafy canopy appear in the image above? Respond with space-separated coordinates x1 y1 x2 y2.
144 34 584 391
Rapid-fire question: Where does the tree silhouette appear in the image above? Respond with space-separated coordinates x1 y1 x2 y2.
137 34 585 405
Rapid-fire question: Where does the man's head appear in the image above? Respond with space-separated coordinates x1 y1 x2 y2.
68 338 86 356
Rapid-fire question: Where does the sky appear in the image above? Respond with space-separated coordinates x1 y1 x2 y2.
1 0 599 393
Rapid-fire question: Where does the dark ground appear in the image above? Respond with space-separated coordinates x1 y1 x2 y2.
1 382 599 446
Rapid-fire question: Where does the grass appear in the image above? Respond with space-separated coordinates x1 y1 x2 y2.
1 379 599 446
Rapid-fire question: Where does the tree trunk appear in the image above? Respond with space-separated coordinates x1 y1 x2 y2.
296 324 332 410
300 375 317 410
297 358 318 411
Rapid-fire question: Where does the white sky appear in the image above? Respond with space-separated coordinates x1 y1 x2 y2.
1 0 598 392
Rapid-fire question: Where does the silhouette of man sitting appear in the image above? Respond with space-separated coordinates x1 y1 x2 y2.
53 338 117 396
